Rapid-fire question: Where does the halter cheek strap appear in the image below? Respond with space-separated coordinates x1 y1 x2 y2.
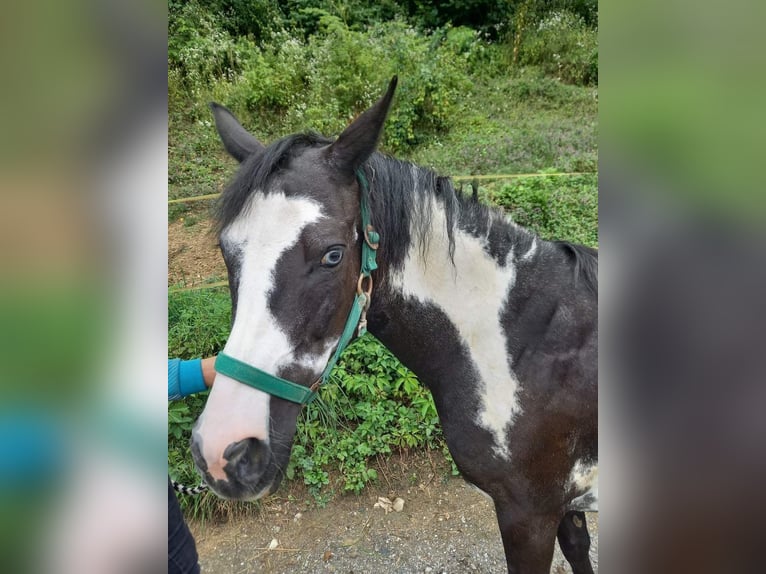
214 170 379 405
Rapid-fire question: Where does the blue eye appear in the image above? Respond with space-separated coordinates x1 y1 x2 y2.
321 248 344 267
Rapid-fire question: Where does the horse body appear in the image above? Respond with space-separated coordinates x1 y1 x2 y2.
191 78 597 573
362 157 598 571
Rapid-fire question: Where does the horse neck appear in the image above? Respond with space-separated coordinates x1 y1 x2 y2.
368 191 532 406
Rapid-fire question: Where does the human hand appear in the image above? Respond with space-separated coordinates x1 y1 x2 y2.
201 356 216 388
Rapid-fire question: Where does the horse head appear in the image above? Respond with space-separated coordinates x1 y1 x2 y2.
190 78 397 500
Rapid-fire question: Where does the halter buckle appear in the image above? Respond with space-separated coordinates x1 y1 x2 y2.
364 224 380 250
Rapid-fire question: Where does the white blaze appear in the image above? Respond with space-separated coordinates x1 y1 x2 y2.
194 192 327 480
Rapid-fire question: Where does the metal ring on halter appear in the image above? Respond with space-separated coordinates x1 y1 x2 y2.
357 273 373 300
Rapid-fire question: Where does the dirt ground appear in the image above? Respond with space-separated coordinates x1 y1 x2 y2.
168 212 227 287
187 454 598 574
171 220 598 573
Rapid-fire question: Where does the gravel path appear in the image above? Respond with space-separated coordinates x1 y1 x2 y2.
190 475 597 573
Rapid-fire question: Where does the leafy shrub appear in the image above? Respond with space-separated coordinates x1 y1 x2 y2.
171 13 473 148
307 18 474 150
168 288 231 359
281 0 404 36
288 334 441 496
492 173 598 246
405 0 511 36
169 2 253 100
195 0 285 40
227 33 310 115
519 11 597 86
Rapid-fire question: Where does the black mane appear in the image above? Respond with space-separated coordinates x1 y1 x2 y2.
554 241 598 294
215 134 596 291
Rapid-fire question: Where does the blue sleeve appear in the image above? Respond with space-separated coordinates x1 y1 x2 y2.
0 410 65 489
168 358 208 401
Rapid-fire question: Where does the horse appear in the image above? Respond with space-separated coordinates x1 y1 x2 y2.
190 77 598 573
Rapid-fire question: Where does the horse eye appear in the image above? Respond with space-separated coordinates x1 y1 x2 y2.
320 248 344 267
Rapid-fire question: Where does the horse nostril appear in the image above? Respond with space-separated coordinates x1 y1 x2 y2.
223 437 269 478
223 438 249 463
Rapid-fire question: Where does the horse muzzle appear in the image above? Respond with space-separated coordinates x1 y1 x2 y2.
190 433 277 500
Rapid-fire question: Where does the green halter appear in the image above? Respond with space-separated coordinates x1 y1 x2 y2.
215 170 379 405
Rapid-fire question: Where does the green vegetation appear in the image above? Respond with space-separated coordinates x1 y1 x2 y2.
168 0 597 513
491 173 598 246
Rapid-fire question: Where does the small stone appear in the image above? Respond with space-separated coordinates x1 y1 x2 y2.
425 568 433 573
393 497 405 512
268 538 279 550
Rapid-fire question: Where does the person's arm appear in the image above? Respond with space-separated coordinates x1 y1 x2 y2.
168 357 216 401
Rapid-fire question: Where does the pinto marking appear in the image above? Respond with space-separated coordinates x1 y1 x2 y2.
391 197 520 458
521 237 538 262
568 459 599 511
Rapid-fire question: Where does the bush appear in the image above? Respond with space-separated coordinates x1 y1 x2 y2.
519 11 597 86
303 18 475 150
195 0 285 40
289 334 441 496
168 288 231 358
169 2 253 100
491 173 598 246
405 0 511 36
170 14 484 151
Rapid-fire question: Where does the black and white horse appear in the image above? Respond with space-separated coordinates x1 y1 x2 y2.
190 78 598 573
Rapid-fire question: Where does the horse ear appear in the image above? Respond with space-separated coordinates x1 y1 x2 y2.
327 76 398 174
209 102 264 162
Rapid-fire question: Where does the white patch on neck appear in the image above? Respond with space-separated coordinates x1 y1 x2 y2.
568 459 599 511
390 197 520 458
521 238 538 261
195 192 329 477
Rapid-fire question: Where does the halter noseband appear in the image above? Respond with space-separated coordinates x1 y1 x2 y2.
214 170 379 405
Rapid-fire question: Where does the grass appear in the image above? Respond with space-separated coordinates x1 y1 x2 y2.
489 173 598 247
168 114 234 203
408 74 597 176
168 72 597 213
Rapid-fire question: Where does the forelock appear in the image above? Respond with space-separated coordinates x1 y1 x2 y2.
215 132 332 234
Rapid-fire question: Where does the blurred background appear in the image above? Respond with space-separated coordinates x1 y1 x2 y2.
601 2 766 572
0 0 167 572
0 0 764 572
